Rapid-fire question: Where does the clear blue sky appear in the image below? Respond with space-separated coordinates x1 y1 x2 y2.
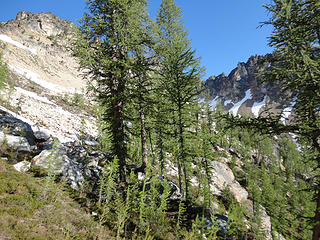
0 0 273 79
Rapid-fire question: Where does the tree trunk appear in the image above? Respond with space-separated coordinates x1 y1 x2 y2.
173 116 183 193
178 105 188 201
112 90 126 183
139 100 148 169
313 191 320 240
157 128 164 175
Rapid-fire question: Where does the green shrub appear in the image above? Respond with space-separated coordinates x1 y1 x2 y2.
0 51 8 90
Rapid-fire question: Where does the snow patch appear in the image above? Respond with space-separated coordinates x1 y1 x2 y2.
252 96 266 117
210 96 219 108
224 99 233 106
9 65 75 93
280 102 295 124
229 90 252 116
15 87 55 105
0 34 37 55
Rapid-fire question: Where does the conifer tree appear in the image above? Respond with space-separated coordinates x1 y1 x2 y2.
263 0 320 237
74 0 151 182
0 52 8 90
221 0 319 237
156 0 203 200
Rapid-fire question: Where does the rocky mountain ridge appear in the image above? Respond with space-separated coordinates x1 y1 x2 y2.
203 55 293 122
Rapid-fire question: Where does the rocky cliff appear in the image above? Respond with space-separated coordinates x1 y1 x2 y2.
203 55 293 122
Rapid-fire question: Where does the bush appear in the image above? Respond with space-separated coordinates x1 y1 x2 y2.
0 52 8 90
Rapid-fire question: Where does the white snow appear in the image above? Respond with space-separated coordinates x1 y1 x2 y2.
224 99 233 106
15 87 55 105
210 96 219 108
252 96 266 117
9 65 70 93
0 34 37 55
229 90 252 116
281 107 293 124
280 102 295 124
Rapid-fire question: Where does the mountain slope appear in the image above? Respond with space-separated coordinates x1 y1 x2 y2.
0 158 110 240
0 11 97 142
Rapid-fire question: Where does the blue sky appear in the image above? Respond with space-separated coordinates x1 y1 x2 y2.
0 0 273 79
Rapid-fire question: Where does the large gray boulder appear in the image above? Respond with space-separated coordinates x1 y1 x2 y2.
0 114 36 146
259 205 272 240
209 161 249 203
31 147 84 190
0 131 31 152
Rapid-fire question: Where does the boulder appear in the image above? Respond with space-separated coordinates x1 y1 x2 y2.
0 131 31 152
210 161 248 203
259 205 272 240
33 129 51 142
201 213 244 240
0 115 36 145
62 141 111 167
167 160 248 203
32 147 84 190
13 160 31 172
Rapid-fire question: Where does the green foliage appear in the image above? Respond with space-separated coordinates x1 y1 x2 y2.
182 215 219 240
156 0 204 201
74 0 152 182
71 93 85 108
40 139 60 201
0 52 8 90
176 200 187 234
0 159 110 239
262 0 320 237
227 200 246 239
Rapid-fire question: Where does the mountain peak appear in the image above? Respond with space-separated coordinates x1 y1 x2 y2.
1 11 74 37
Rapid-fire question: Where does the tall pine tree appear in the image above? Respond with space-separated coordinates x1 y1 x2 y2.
156 0 203 200
263 0 320 238
74 0 151 182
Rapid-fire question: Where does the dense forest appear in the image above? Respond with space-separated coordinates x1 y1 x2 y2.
0 0 319 239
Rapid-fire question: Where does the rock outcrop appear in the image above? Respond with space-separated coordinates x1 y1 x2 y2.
203 55 293 119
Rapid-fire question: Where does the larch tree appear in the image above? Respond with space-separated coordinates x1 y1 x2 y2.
263 0 320 238
156 0 203 201
0 52 7 90
221 0 319 238
74 0 151 182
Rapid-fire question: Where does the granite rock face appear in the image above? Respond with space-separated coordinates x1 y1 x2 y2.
203 55 291 117
32 148 85 190
0 11 98 142
14 11 74 37
210 161 249 203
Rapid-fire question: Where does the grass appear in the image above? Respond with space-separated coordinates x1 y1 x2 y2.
0 158 111 240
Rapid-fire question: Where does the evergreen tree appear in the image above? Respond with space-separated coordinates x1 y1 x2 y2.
156 0 203 200
263 0 320 237
74 0 151 182
221 0 319 237
0 52 8 90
